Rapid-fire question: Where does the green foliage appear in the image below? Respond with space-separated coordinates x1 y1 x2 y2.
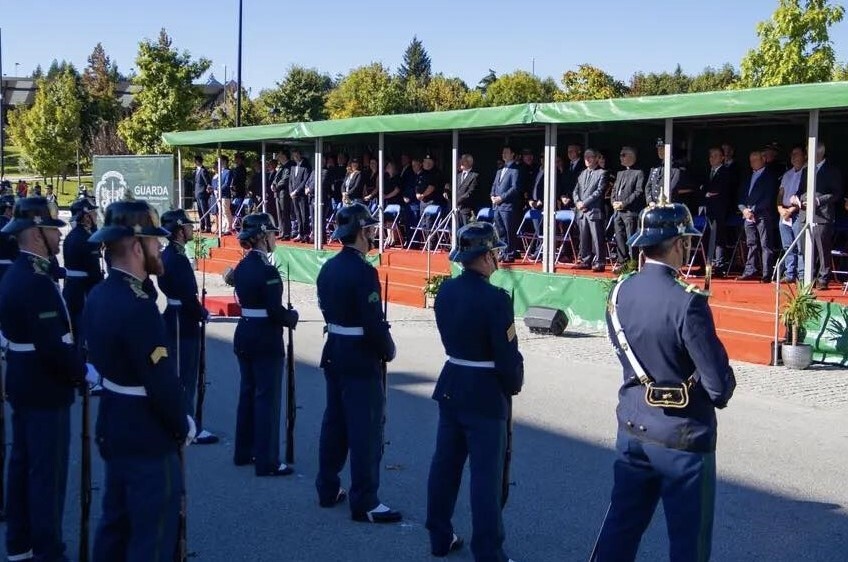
485 71 557 106
688 64 740 92
207 87 263 128
422 75 470 111
557 64 629 101
82 43 121 128
629 65 691 96
189 232 210 260
740 0 845 87
118 29 211 154
398 35 432 85
476 69 497 93
781 282 824 345
7 72 83 177
325 63 406 119
258 66 333 123
424 274 450 297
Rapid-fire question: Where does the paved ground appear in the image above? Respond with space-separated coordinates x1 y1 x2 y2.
1 269 847 561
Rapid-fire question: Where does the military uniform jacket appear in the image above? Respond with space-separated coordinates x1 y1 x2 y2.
233 250 297 357
158 242 204 339
317 246 394 373
432 270 523 419
0 252 84 408
610 168 645 214
645 165 681 205
61 224 103 316
0 215 19 282
573 167 608 219
606 263 736 452
83 269 189 459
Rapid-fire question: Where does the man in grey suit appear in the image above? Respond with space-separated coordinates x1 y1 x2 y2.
610 147 645 271
455 154 480 225
794 142 844 289
574 148 608 271
490 146 522 262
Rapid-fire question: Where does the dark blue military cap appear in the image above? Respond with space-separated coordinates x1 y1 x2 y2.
449 221 506 263
70 197 98 221
0 194 15 211
627 203 701 248
237 212 278 241
2 197 66 235
160 209 196 235
88 200 170 244
331 203 377 240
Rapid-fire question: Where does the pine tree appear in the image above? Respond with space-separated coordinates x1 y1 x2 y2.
398 35 432 85
83 43 121 129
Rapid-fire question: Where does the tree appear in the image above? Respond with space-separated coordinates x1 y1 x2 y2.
834 62 848 80
7 72 83 177
739 0 845 87
421 75 469 112
476 69 497 93
398 35 432 85
210 86 263 127
484 71 557 106
628 64 691 96
31 65 44 79
118 29 211 154
258 66 333 123
82 43 121 138
325 63 407 119
46 59 78 81
556 64 629 101
689 64 740 92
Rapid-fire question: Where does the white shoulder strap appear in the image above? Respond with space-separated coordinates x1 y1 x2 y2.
609 280 652 386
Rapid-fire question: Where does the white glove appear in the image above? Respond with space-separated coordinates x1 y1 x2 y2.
85 363 101 385
185 415 197 447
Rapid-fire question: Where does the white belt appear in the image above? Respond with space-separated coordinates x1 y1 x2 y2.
5 332 73 352
8 549 34 561
167 298 182 306
65 269 88 278
0 259 12 265
447 356 496 369
241 308 268 318
327 324 365 336
102 377 147 397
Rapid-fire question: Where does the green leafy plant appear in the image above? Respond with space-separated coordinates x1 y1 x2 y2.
423 274 450 298
781 282 824 346
188 232 210 261
599 259 639 293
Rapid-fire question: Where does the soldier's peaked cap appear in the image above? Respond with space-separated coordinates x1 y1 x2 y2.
2 197 65 235
88 200 170 244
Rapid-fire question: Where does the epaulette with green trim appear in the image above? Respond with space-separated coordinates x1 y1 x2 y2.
125 276 149 299
675 278 708 296
616 271 636 283
28 255 51 276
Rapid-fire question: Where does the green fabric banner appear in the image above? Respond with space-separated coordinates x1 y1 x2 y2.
808 301 848 366
92 155 175 219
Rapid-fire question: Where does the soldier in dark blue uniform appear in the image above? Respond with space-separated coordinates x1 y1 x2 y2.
315 203 401 523
83 200 194 562
62 198 103 347
593 203 736 562
232 213 299 476
0 197 86 561
426 222 524 562
0 194 17 283
159 209 219 445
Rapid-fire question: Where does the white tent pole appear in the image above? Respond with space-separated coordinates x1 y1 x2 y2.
217 144 222 245
450 129 459 253
314 138 323 250
378 133 385 253
803 110 819 285
261 141 267 213
663 119 673 202
176 147 182 210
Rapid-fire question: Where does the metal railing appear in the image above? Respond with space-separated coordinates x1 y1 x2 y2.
772 221 813 366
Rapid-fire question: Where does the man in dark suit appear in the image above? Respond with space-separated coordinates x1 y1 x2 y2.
528 155 546 247
231 152 248 217
558 144 584 208
273 150 294 239
610 147 645 271
573 148 608 272
289 148 312 242
795 142 844 289
193 155 212 233
702 147 734 272
455 154 480 225
738 150 779 282
490 146 522 262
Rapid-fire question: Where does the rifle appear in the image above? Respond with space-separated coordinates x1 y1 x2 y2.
284 262 296 465
501 287 515 509
0 342 7 521
380 275 388 456
79 375 92 561
195 247 208 431
175 314 188 562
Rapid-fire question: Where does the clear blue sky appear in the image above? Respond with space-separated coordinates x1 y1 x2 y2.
3 0 848 94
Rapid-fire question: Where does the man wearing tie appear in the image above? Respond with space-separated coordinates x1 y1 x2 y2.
702 147 734 273
738 150 779 282
610 147 645 271
573 149 608 272
490 146 522 263
528 155 546 250
455 154 480 225
558 144 584 208
289 148 312 242
194 155 212 233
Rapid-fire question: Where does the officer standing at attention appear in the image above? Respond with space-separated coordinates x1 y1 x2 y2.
315 203 401 523
83 200 194 561
159 209 219 445
232 213 299 476
593 203 736 562
0 194 17 283
426 222 524 562
644 139 681 206
0 197 86 561
62 198 103 346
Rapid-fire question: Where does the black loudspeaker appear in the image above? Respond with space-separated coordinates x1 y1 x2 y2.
523 307 568 336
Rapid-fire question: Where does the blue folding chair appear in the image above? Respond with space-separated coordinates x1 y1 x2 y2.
381 204 403 249
554 210 577 264
476 207 494 222
684 214 709 278
516 208 543 262
406 204 442 251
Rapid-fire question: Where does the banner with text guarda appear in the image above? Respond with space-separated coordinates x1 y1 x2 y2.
92 155 175 219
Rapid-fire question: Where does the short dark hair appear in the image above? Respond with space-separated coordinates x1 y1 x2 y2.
641 237 678 260
339 232 358 245
194 155 204 164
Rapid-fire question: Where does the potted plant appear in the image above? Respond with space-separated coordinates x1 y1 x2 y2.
188 232 209 271
780 282 823 370
423 273 450 308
